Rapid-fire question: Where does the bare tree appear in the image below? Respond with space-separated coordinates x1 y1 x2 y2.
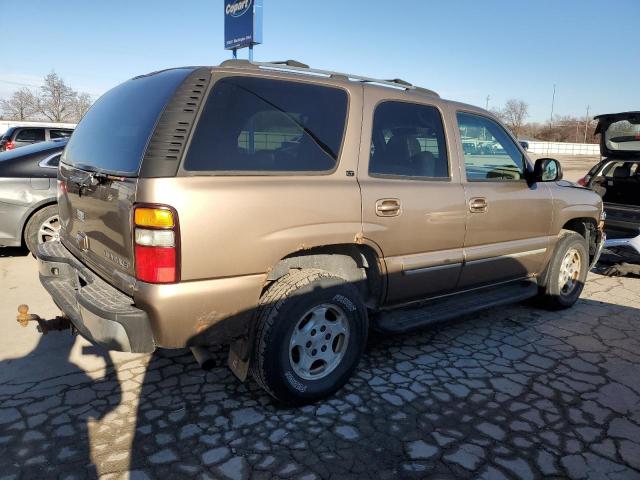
499 99 529 138
73 92 93 120
0 88 38 121
39 72 77 122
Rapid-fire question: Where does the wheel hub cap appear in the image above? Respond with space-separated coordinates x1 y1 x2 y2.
288 303 350 381
38 215 61 244
559 247 581 295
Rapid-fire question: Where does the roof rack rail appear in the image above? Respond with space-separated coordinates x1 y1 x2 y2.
268 59 310 69
218 59 439 97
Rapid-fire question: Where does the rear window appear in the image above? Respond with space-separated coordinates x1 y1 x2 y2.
62 68 195 175
605 119 640 152
184 76 348 173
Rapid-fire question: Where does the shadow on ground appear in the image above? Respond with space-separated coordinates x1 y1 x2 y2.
0 246 29 258
2 295 639 478
0 334 120 478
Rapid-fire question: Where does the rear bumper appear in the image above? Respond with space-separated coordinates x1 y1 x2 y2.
37 241 155 353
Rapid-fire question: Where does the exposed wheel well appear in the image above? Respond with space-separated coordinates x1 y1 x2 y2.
265 244 383 309
561 217 599 264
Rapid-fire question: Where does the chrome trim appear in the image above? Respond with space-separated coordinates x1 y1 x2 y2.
466 248 547 265
403 262 462 275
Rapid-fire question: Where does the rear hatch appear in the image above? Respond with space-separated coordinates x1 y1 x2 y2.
58 67 209 293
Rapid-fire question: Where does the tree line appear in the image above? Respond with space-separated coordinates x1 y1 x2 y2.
0 72 93 123
491 99 598 143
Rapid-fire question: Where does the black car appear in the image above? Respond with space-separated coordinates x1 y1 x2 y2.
0 139 67 254
580 111 640 255
0 126 73 152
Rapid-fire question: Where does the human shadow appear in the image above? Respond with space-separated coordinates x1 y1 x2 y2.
0 331 122 479
126 267 640 478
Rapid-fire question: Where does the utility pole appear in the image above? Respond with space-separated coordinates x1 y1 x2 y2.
549 84 556 126
485 95 490 110
583 105 590 143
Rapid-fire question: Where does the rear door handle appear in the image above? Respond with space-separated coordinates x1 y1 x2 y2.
469 197 488 213
376 198 401 217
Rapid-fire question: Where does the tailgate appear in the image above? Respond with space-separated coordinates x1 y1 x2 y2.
58 162 137 293
55 67 206 293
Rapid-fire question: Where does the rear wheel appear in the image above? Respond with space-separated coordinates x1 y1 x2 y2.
537 231 588 309
24 205 60 256
251 268 368 404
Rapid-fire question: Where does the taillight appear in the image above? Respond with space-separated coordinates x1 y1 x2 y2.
5 140 14 150
133 205 179 283
577 176 588 186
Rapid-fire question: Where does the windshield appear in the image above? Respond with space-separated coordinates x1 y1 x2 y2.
62 68 194 175
605 119 640 152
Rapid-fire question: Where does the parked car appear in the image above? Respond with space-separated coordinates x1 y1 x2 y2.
36 60 604 404
579 111 640 254
0 126 73 152
0 139 66 253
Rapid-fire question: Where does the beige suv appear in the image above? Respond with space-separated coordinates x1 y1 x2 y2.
38 60 604 403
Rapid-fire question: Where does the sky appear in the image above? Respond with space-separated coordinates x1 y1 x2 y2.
1 0 638 122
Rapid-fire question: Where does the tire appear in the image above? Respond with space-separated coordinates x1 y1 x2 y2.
537 231 589 310
24 204 60 256
251 268 368 405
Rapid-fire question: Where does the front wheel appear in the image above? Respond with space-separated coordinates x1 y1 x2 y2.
537 231 589 309
251 269 368 405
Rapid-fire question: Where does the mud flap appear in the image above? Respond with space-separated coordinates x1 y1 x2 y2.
228 337 251 382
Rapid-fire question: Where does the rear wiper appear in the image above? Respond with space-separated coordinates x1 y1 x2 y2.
68 171 109 188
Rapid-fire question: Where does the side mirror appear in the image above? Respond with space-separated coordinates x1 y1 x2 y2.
532 158 563 183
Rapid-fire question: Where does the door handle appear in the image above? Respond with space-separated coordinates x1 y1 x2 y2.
469 197 488 213
376 198 401 217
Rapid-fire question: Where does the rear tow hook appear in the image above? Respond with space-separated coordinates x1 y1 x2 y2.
16 304 72 335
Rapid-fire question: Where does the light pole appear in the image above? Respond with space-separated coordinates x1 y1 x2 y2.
584 105 590 143
485 95 490 110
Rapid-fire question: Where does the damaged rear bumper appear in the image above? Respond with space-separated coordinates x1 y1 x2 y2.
37 241 155 353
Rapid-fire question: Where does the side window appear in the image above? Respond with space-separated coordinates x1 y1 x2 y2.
16 128 45 142
50 129 72 139
40 153 61 168
184 77 348 173
48 154 61 167
369 101 449 178
457 112 525 181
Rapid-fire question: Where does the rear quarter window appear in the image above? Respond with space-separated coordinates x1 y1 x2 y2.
183 76 348 173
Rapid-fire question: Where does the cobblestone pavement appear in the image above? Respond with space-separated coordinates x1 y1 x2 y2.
1 254 640 479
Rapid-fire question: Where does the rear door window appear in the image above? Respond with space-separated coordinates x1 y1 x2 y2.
368 101 449 178
184 77 348 173
16 128 45 142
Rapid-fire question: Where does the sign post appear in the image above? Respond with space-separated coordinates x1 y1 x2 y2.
224 0 263 60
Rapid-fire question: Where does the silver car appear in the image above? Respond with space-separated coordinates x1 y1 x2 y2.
0 139 65 254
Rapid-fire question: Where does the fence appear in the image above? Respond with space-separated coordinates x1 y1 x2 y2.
526 141 600 156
